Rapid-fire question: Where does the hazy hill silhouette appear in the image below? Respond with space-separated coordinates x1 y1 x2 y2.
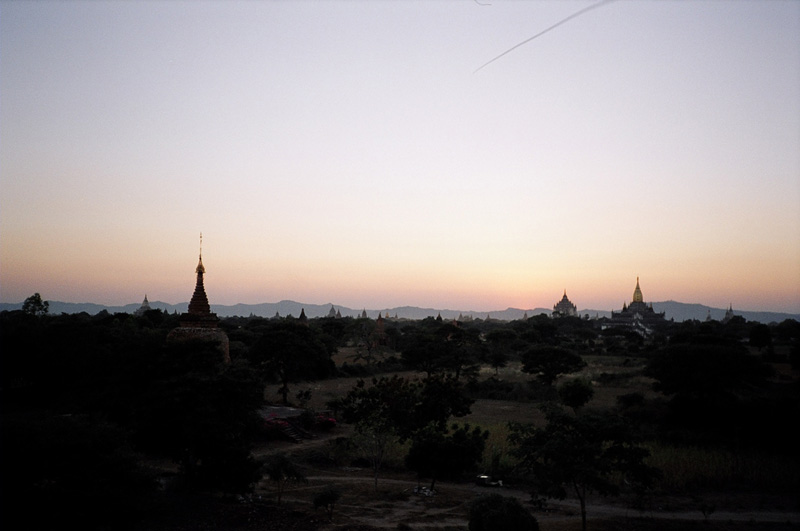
1 300 797 324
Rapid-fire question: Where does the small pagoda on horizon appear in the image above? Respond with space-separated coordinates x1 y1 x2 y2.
134 294 152 316
167 235 230 362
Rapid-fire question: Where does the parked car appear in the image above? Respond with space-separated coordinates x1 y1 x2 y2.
475 475 503 487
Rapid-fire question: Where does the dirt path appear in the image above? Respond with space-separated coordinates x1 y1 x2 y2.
263 470 800 530
254 429 799 529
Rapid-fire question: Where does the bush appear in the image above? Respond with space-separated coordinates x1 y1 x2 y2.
2 414 156 530
337 362 372 377
313 486 342 520
469 494 538 531
467 377 553 402
558 378 594 411
467 377 514 400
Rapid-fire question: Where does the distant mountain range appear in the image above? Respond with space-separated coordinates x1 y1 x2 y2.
1 299 797 324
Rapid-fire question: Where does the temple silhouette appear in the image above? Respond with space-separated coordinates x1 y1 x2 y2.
552 290 578 318
167 236 230 362
606 277 667 335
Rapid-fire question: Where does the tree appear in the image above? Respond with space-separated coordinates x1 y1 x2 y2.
516 314 557 345
349 317 383 366
520 346 586 386
644 339 774 443
415 373 475 434
405 423 488 491
558 378 594 412
484 328 520 375
509 405 658 531
748 323 772 351
469 494 539 531
314 316 348 354
133 342 264 493
335 376 418 490
264 454 307 505
399 321 447 376
774 319 800 342
2 413 155 530
313 486 342 520
22 292 49 316
435 323 484 381
645 341 771 399
334 374 474 489
249 321 333 404
400 320 483 380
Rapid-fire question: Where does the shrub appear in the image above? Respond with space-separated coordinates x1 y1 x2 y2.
313 486 342 520
469 494 538 531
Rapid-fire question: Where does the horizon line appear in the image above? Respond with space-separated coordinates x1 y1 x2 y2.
2 298 798 318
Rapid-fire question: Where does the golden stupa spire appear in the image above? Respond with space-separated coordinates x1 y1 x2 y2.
632 276 644 303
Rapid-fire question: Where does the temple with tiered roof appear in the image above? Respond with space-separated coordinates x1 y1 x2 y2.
608 277 666 335
552 290 578 318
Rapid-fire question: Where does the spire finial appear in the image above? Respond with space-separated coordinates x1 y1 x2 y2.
195 233 205 275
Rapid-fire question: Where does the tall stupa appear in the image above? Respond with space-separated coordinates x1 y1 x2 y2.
167 234 230 362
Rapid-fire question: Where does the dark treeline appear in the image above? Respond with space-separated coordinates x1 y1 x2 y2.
2 299 799 530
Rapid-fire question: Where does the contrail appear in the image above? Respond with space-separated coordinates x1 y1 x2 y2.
474 0 617 73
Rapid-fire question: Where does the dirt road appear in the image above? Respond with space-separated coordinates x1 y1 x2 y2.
266 470 800 530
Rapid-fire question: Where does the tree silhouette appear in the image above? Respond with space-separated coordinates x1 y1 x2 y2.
2 413 155 530
335 374 474 489
249 320 332 404
133 341 263 493
510 405 658 531
521 346 586 386
264 454 307 505
405 423 488 491
644 338 774 444
313 485 342 520
400 320 483 380
469 493 539 531
558 378 594 412
22 292 49 316
335 376 418 490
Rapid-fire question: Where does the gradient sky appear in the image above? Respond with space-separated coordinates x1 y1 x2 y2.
2 0 799 313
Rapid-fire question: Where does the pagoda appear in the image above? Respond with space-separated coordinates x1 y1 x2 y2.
722 304 736 323
167 236 230 362
134 294 152 316
552 290 578 318
608 277 666 335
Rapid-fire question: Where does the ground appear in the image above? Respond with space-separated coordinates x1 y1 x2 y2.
232 423 799 531
139 356 799 531
138 466 800 531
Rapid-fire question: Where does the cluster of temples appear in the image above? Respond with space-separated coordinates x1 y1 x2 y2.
552 278 670 336
143 238 713 345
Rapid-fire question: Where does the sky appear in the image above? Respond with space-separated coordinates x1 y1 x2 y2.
1 0 799 314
